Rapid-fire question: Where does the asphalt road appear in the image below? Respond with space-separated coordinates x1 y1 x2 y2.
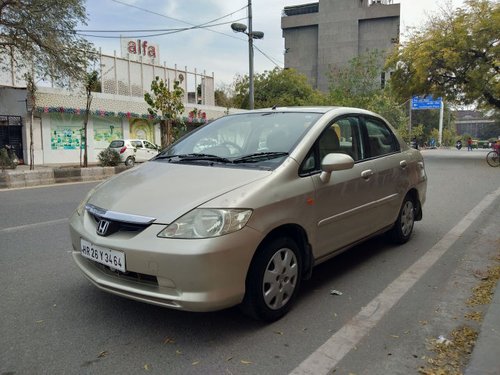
1 148 499 375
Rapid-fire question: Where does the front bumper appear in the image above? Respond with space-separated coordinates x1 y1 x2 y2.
69 210 262 312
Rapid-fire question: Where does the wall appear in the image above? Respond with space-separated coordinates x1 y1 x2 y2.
2 86 243 166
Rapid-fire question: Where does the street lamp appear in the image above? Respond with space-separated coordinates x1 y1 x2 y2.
231 0 264 110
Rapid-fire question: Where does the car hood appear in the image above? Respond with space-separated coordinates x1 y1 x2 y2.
87 161 271 223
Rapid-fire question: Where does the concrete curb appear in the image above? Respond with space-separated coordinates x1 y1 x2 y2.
0 165 128 189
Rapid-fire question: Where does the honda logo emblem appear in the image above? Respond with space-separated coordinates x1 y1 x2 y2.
97 219 110 236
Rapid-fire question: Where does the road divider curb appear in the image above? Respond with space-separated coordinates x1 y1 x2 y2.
0 165 128 189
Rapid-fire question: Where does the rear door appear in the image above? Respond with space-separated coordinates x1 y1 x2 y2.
361 116 406 228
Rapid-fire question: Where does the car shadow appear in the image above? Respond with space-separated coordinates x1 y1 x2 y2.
74 233 397 341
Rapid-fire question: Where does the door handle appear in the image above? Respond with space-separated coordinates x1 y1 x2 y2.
361 169 374 179
400 160 408 168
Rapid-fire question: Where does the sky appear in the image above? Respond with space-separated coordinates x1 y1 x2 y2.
82 0 466 88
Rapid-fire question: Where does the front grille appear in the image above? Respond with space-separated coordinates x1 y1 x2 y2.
90 213 150 233
93 261 159 286
86 204 156 236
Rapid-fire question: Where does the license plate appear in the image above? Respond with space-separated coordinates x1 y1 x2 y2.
80 239 126 272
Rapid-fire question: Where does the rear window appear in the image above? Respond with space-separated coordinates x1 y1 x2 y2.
109 140 124 148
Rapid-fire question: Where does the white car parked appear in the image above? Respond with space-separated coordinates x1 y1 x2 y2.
108 139 160 166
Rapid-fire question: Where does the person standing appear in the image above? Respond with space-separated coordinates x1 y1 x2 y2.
467 137 473 151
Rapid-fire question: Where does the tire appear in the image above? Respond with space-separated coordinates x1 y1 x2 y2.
125 156 135 167
241 236 302 322
486 151 499 167
388 195 415 244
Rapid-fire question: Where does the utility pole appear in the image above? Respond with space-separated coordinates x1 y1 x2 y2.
248 0 254 110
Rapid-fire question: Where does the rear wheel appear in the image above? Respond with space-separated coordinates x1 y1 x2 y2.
388 195 415 244
241 236 302 322
125 156 135 167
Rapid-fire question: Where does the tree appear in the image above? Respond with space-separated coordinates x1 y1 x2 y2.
144 77 185 147
0 0 97 84
81 70 99 167
233 68 325 109
328 50 385 107
25 73 36 170
214 84 235 113
386 0 500 110
327 52 408 134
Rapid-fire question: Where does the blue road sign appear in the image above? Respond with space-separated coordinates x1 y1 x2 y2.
411 96 442 110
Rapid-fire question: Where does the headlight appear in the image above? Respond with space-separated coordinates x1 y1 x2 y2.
75 187 97 216
157 208 253 239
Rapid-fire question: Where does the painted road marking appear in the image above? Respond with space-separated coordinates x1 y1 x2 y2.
291 186 500 375
0 218 68 234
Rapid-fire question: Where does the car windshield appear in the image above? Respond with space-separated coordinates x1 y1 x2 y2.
155 112 322 169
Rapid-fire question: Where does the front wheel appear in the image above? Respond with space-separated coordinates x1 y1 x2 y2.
241 237 302 322
388 195 415 244
486 151 499 167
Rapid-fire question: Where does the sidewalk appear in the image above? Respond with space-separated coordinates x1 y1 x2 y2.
0 163 127 189
465 279 500 375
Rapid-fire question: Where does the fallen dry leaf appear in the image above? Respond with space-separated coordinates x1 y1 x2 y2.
240 360 252 365
97 351 108 358
163 337 175 344
192 361 200 366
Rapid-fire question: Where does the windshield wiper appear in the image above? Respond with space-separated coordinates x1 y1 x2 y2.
233 152 289 163
155 153 231 163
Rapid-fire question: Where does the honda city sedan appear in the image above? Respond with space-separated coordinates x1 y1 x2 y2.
70 107 427 321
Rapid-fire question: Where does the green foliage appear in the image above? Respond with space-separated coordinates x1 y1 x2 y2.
214 86 235 111
97 148 121 167
144 77 185 147
233 68 326 109
410 107 454 135
327 52 408 133
429 127 458 147
0 148 17 170
387 0 500 110
328 50 384 104
0 0 97 85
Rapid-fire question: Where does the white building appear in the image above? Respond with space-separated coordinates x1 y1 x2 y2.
0 52 237 166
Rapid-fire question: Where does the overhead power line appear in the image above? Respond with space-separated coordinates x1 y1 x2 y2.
82 0 282 69
76 18 247 39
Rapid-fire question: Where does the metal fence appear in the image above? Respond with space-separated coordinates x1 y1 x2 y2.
100 52 215 106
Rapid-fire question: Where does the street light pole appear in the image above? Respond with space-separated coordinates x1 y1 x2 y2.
248 0 254 110
230 1 263 110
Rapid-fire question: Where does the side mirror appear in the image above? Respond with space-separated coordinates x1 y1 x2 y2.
320 153 354 182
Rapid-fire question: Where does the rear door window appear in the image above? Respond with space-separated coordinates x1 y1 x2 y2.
364 117 399 158
109 140 124 148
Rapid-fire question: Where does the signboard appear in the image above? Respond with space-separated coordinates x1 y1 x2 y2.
411 96 442 110
120 38 160 65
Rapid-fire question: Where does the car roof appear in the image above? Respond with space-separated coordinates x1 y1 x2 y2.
232 106 380 117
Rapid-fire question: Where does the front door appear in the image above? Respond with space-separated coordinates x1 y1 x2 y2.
303 115 378 259
0 115 23 162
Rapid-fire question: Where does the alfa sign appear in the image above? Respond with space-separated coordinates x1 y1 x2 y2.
120 38 160 64
411 96 442 110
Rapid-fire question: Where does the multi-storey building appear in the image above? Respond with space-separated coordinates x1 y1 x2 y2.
281 0 400 91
